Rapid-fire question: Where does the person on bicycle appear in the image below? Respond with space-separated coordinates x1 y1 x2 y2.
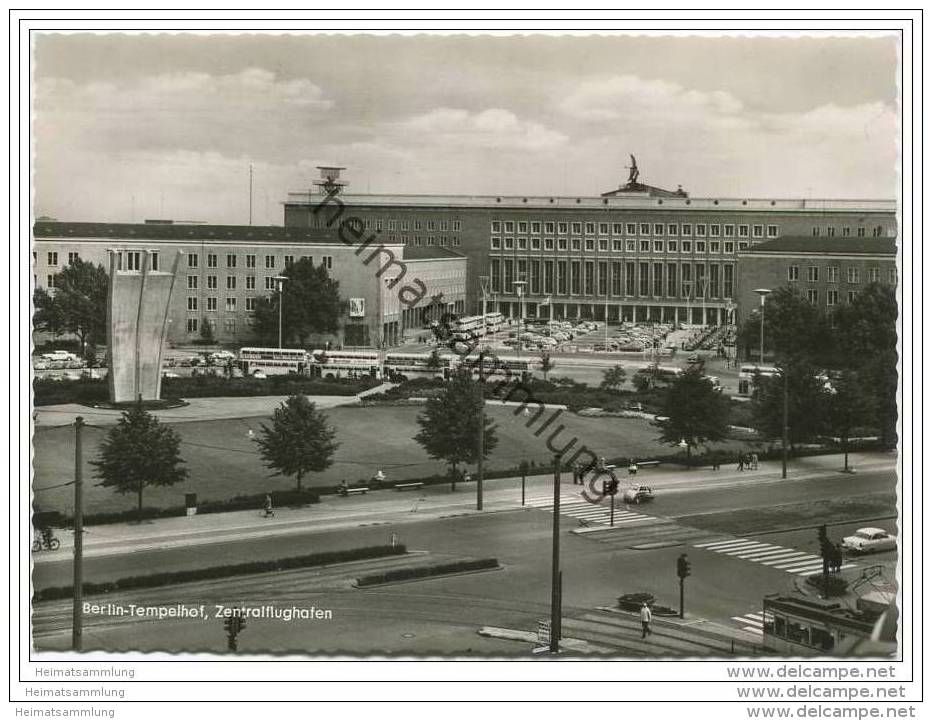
263 494 274 518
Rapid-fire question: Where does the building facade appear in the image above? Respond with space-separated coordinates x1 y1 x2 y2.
735 237 898 322
33 221 466 347
283 169 897 326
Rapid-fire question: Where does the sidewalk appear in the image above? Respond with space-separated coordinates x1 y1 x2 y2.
33 451 895 562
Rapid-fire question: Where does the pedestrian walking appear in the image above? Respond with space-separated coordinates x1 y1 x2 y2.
628 459 638 476
736 453 745 472
751 452 759 470
639 602 653 639
390 532 398 548
711 454 720 471
263 493 274 519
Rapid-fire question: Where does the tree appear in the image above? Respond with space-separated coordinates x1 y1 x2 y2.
750 362 831 447
540 351 555 381
199 318 216 345
254 395 340 491
425 348 442 371
414 369 498 487
826 369 869 472
91 404 188 521
654 367 730 456
833 283 898 447
33 259 109 350
600 365 627 391
253 259 345 346
738 286 833 365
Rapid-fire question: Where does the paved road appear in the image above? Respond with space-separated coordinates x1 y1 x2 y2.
32 463 896 654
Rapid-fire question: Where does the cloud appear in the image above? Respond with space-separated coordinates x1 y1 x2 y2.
401 107 568 150
562 75 747 128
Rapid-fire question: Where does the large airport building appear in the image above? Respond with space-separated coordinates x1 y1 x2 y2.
32 166 898 347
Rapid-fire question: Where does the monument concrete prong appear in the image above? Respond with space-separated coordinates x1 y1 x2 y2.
106 248 183 404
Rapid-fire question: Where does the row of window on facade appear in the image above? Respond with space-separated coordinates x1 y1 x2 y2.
379 219 462 232
787 266 897 284
489 258 735 299
490 220 779 239
807 289 870 307
184 317 246 334
490 237 750 254
186 296 256 312
185 253 333 270
184 275 299 291
812 226 888 238
389 236 461 247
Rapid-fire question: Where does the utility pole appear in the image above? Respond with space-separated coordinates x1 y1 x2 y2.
477 348 484 511
550 454 562 653
72 416 84 651
782 368 789 479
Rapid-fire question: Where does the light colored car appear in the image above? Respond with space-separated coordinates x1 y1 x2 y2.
842 527 897 555
161 371 180 378
252 370 268 379
622 485 654 504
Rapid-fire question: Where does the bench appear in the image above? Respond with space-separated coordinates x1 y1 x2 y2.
339 486 369 497
395 482 424 491
637 460 661 469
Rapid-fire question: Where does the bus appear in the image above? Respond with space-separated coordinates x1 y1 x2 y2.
483 312 504 334
737 364 780 396
238 347 310 376
383 352 452 381
450 315 486 341
457 354 531 378
310 349 381 379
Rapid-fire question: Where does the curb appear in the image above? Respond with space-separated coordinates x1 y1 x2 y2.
353 563 503 588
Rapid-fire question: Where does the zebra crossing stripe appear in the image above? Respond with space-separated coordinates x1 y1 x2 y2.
694 538 755 550
759 553 813 566
718 542 779 555
736 547 806 560
747 550 815 563
796 564 857 577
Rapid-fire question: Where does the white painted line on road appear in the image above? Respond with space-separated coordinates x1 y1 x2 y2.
735 547 805 560
759 552 813 566
768 555 821 569
797 564 857 577
694 538 755 550
780 561 826 573
703 540 764 553
717 542 774 554
738 549 811 563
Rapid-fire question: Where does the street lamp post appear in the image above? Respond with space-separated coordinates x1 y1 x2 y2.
753 288 771 365
513 277 528 359
273 275 288 349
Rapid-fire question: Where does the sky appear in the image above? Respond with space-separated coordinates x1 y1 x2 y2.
32 33 899 226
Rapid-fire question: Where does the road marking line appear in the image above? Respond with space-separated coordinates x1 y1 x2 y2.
735 547 806 560
759 553 813 566
769 555 822 569
694 538 753 549
721 543 780 555
706 540 765 552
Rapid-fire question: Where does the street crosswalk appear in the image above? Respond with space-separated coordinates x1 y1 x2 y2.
732 611 765 637
693 537 857 577
524 494 654 528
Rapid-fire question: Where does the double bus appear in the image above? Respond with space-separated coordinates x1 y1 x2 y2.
449 315 488 341
238 347 310 376
737 364 780 396
483 312 504 334
383 352 452 381
310 349 381 379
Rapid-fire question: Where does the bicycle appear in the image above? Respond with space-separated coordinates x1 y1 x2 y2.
32 529 60 552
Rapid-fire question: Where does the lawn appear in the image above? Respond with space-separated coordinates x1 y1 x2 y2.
33 401 713 516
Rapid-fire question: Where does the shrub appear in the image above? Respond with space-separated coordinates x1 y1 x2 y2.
34 544 406 601
618 592 657 611
355 558 498 587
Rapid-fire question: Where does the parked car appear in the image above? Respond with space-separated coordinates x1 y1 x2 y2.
252 370 268 379
162 371 180 379
842 527 897 555
622 485 654 504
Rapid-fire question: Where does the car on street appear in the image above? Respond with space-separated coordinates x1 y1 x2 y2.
252 370 268 379
622 485 654 504
841 527 897 555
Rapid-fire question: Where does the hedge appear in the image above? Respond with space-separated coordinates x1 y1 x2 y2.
355 557 498 586
74 489 320 527
34 544 406 601
33 375 378 406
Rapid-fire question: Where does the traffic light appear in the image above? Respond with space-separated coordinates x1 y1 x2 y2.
602 478 619 496
677 553 691 579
